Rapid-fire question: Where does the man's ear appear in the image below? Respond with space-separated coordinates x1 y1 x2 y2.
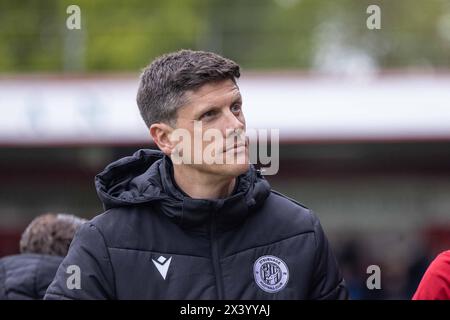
149 123 175 156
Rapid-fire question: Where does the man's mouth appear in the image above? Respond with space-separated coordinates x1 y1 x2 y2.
223 140 247 153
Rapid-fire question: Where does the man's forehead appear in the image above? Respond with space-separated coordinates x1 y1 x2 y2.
184 79 241 103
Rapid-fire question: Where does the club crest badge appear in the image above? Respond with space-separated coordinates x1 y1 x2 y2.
253 255 289 293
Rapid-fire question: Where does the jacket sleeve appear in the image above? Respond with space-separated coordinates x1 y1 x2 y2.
44 223 115 300
309 212 348 300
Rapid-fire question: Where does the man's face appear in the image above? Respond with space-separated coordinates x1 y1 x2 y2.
171 79 249 178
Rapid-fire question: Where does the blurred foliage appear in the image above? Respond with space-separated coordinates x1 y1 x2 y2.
0 0 449 72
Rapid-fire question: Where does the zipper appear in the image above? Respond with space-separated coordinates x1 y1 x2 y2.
210 204 225 299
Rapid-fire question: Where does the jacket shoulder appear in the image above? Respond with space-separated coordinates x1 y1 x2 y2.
85 205 162 250
88 205 148 232
0 254 62 300
265 190 318 230
270 190 311 211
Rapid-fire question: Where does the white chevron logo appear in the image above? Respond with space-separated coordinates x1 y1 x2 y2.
152 256 172 280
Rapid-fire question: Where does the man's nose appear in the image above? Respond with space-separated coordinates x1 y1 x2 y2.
223 109 245 135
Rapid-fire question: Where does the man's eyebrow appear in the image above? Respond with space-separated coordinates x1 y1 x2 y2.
196 93 243 116
232 94 242 103
194 105 219 119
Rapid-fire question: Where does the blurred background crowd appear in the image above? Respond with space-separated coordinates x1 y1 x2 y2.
1 0 450 299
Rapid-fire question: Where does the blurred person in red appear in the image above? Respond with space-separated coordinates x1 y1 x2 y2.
412 250 450 300
0 213 86 300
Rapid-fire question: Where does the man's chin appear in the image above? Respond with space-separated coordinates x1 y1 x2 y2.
199 162 250 178
222 162 250 177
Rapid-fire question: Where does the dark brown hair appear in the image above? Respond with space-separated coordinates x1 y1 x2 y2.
20 213 86 257
136 49 240 127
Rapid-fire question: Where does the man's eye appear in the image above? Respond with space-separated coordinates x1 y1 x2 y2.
200 110 216 120
231 104 241 114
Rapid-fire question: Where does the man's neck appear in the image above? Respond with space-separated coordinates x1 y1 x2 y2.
172 165 236 199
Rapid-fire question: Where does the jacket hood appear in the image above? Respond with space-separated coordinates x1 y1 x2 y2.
95 149 271 229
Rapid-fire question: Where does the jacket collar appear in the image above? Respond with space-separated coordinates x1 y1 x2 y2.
158 155 270 231
96 149 271 232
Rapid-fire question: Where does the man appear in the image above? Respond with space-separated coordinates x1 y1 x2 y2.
0 213 86 299
45 50 347 299
412 250 450 300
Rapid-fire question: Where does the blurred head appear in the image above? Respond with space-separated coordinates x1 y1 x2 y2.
137 49 249 178
20 213 87 257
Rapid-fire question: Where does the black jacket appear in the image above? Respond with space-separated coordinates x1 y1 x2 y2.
0 254 63 300
45 149 347 300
